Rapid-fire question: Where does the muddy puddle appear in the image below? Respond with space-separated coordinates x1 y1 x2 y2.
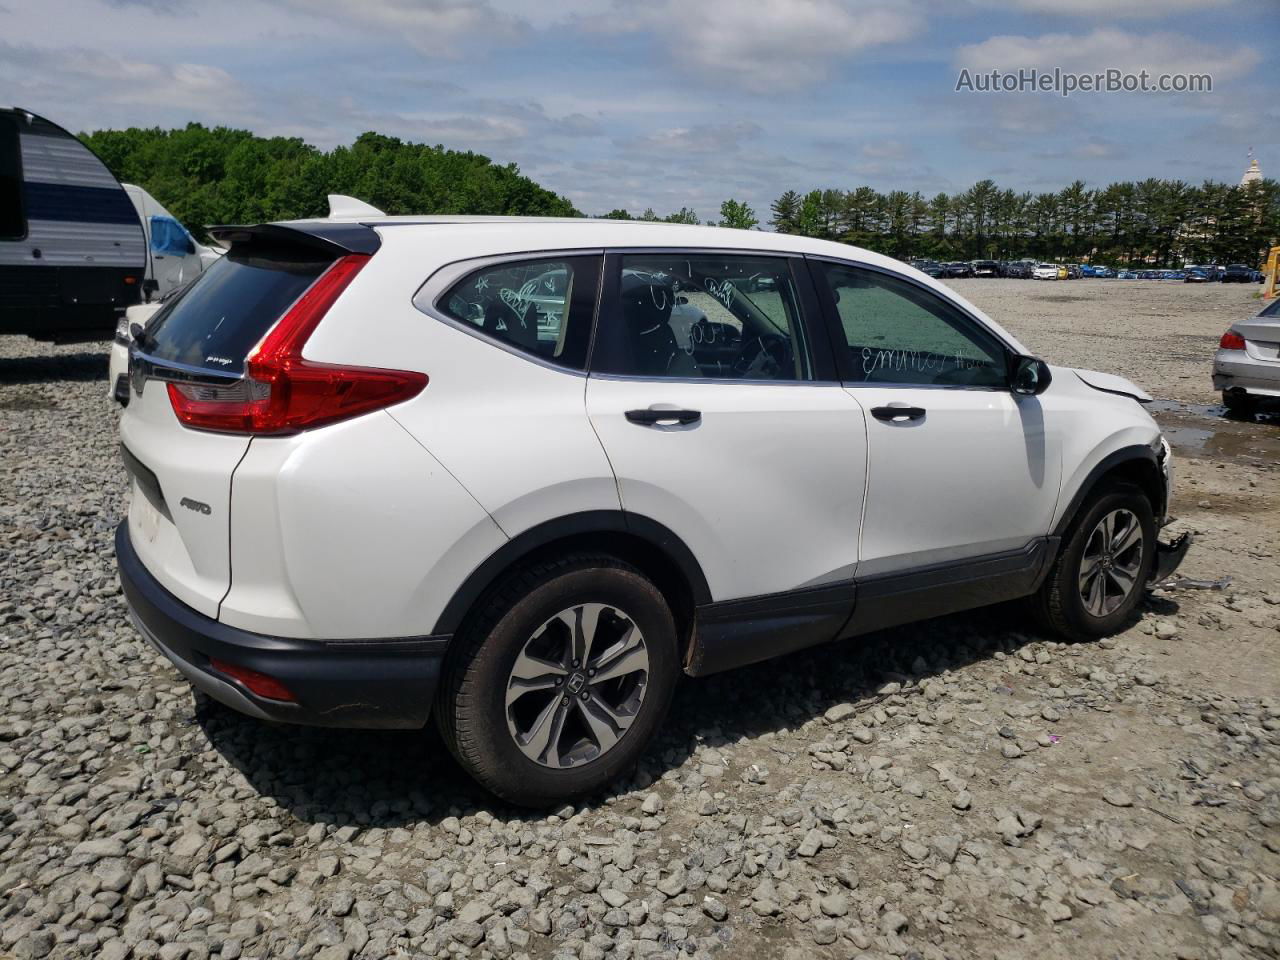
1148 399 1280 465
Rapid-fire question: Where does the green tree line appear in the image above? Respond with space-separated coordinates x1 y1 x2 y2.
765 179 1280 267
80 124 1278 267
80 124 579 239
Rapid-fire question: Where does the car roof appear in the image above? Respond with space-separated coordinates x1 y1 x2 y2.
271 214 1033 355
283 214 900 262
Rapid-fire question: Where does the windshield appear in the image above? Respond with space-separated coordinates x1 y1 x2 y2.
145 248 332 374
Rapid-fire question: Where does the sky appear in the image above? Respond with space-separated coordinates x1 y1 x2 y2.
1 0 1276 220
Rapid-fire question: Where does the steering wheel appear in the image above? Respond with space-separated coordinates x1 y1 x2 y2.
734 333 790 379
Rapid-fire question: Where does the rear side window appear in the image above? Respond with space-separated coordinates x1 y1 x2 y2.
592 254 811 381
436 256 599 370
145 248 331 374
0 114 24 240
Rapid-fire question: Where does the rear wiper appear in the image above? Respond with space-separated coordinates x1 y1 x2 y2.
129 322 155 353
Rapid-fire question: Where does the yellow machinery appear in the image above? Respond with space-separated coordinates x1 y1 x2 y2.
1265 246 1280 300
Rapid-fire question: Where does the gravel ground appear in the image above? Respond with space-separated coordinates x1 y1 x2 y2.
2 279 1278 960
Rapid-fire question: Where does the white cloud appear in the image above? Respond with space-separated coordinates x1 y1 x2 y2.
585 0 923 92
862 139 908 159
617 121 763 156
0 43 247 125
956 28 1260 83
276 0 527 50
989 0 1234 14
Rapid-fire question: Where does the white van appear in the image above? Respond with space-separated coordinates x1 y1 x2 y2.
123 184 222 301
108 188 223 399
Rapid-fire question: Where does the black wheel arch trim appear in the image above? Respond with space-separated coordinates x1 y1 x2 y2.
431 511 712 637
1052 444 1164 539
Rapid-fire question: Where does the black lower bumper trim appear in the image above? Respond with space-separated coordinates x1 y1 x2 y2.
1149 532 1193 585
115 522 448 728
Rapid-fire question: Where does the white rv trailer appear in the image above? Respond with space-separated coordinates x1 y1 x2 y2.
0 107 146 342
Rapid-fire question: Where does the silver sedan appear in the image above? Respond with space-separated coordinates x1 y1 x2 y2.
1214 298 1280 412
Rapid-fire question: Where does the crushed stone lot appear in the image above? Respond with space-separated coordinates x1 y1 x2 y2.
1 279 1278 960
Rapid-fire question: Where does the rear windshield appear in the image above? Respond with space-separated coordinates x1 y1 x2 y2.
145 248 331 374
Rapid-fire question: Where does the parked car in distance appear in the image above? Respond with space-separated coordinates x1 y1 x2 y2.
1066 264 1082 279
1223 264 1255 283
972 260 1000 278
944 261 974 278
1214 297 1280 413
1117 270 1138 279
115 207 1190 805
1033 263 1060 280
1056 265 1069 280
1184 267 1211 283
1093 266 1116 278
915 260 946 279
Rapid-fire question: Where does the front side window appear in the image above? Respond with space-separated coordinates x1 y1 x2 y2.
594 254 811 381
817 263 1008 388
438 256 598 370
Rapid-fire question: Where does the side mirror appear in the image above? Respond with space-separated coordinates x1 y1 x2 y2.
1011 355 1052 396
185 237 196 255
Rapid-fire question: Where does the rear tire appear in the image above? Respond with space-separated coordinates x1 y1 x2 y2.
436 554 678 807
1032 485 1155 640
1221 390 1257 415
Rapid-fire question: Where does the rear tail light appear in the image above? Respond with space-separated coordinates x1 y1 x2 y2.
209 658 296 702
1219 330 1246 350
167 254 427 434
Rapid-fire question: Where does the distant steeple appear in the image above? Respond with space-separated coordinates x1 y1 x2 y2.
1241 148 1262 187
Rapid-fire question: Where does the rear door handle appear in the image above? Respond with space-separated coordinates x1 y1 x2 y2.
625 408 701 426
870 404 926 423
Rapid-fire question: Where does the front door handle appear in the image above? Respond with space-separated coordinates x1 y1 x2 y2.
870 404 926 423
625 408 701 426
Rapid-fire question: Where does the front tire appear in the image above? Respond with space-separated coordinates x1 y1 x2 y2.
1033 485 1155 640
436 554 678 807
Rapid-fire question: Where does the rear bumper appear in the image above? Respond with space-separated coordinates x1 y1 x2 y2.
115 522 448 728
1213 354 1280 398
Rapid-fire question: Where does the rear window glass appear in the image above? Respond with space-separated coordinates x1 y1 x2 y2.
0 114 24 240
145 248 330 374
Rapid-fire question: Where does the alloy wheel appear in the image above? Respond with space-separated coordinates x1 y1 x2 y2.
505 603 649 768
1078 508 1145 618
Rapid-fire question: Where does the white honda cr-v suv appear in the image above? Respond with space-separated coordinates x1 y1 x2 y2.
116 202 1189 805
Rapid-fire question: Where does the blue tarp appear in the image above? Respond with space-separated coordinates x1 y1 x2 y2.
149 215 190 255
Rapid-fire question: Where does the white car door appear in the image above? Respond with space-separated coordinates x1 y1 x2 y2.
585 252 867 603
809 259 1061 577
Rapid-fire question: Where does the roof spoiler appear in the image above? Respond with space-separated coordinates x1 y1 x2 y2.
207 221 381 256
